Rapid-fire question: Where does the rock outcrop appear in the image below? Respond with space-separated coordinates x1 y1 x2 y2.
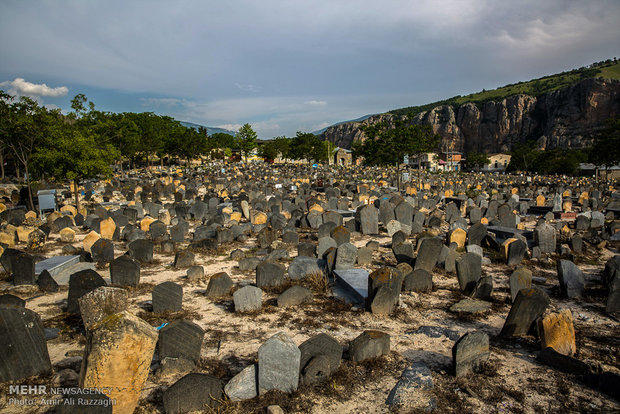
322 78 620 153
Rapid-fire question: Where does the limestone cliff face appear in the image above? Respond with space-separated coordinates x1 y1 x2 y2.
321 78 620 153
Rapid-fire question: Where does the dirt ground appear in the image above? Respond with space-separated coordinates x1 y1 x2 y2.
1 210 619 414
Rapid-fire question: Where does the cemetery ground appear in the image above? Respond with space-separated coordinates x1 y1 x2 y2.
0 166 619 413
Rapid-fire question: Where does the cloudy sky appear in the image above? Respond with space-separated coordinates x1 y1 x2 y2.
1 1 618 138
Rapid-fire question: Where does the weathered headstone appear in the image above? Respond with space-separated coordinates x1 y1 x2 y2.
233 286 262 312
78 286 129 330
258 332 301 394
500 287 550 337
414 237 443 272
163 373 223 413
67 269 107 314
452 331 490 377
0 306 52 381
158 319 205 364
205 272 233 297
80 311 157 414
349 330 390 362
256 261 286 288
110 255 141 287
152 281 183 313
557 260 585 298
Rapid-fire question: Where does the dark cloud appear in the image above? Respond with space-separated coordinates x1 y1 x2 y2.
1 0 618 137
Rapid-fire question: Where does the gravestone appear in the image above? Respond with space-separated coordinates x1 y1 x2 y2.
456 253 482 296
110 255 141 287
414 237 443 272
233 286 262 312
158 319 205 364
90 238 114 263
335 242 357 270
349 330 390 362
509 267 532 302
368 267 404 315
78 286 129 330
298 333 342 384
452 331 490 377
205 272 233 297
358 205 379 235
500 287 550 337
403 268 432 292
256 261 286 288
128 239 154 263
258 332 301 394
152 281 183 313
80 311 158 414
288 256 321 280
0 306 52 381
12 252 35 285
557 260 585 298
67 269 107 314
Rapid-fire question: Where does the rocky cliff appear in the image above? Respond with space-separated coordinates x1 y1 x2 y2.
321 78 620 153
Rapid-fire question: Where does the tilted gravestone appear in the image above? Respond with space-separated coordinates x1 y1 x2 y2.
0 306 52 381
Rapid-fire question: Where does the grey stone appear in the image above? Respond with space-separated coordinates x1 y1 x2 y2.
288 256 321 280
90 238 114 263
152 281 183 313
317 237 337 258
163 373 223 413
299 333 342 381
450 298 492 314
506 239 527 266
335 242 358 270
110 255 140 287
238 257 261 271
158 319 205 364
534 222 556 254
403 269 432 293
186 265 204 282
225 364 257 402
414 237 443 272
277 285 313 307
349 330 390 362
0 306 52 381
256 261 286 288
358 205 379 235
67 269 107 314
452 331 490 377
456 253 482 296
205 272 233 297
233 286 262 312
386 362 435 409
368 267 403 315
509 267 532 302
258 332 301 394
128 239 154 263
173 250 195 268
500 287 550 337
557 259 585 298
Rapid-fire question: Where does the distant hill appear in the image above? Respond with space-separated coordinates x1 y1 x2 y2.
321 58 620 153
390 59 620 117
311 114 376 136
180 121 236 136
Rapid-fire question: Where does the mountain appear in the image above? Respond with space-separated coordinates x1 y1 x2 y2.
180 121 236 136
311 114 376 136
321 59 620 152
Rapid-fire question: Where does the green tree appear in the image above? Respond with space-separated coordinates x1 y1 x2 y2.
590 117 620 178
1 94 52 210
236 123 257 162
465 152 490 171
355 117 440 189
508 142 540 172
289 132 328 163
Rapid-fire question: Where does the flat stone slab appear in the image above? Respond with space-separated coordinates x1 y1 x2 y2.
449 298 492 314
487 226 533 241
35 256 81 285
50 261 96 286
336 210 356 218
333 269 369 304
